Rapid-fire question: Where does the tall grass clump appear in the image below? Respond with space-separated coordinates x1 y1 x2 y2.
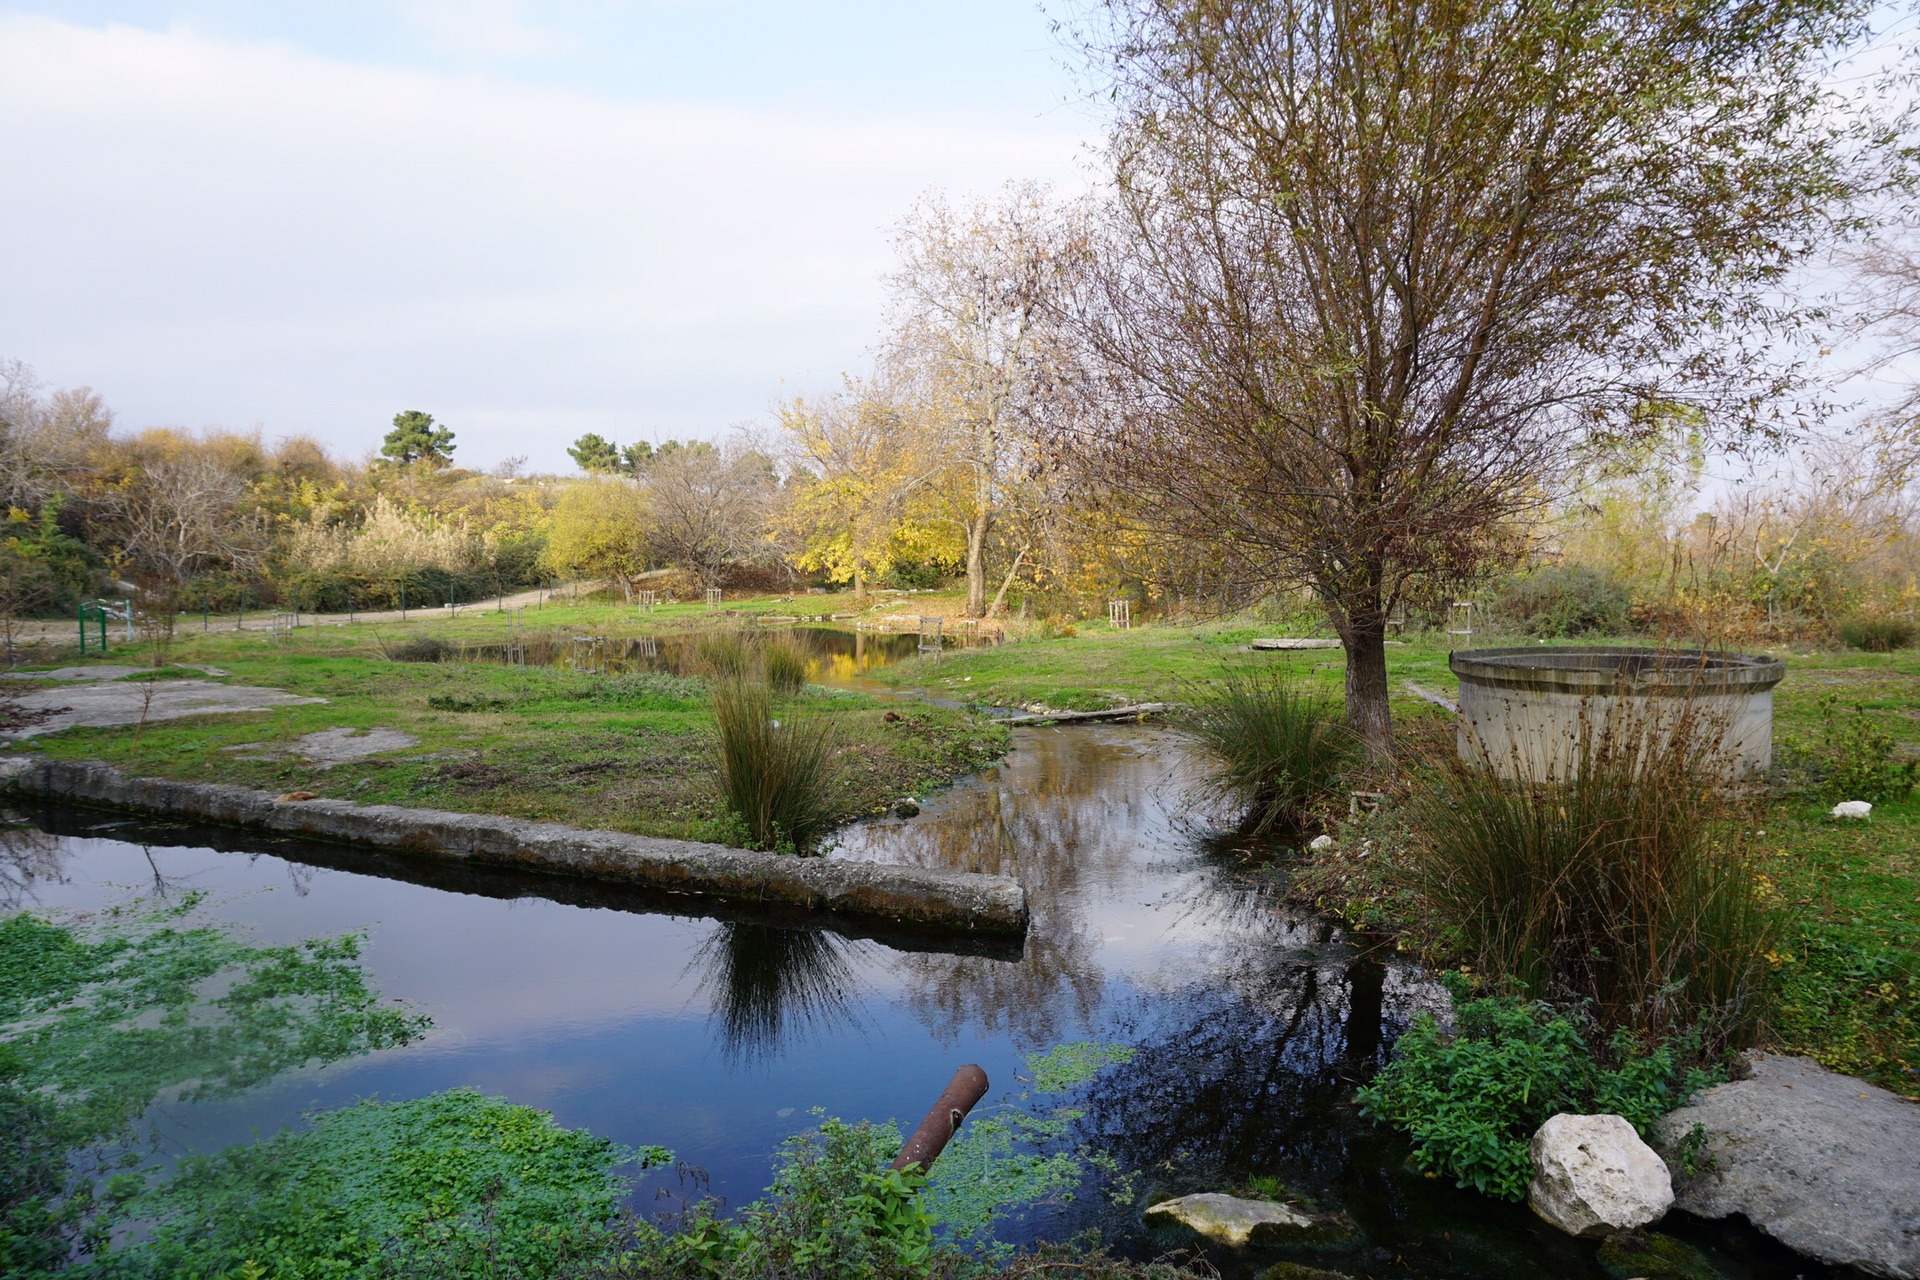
711 677 841 852
1179 672 1354 831
760 630 813 696
693 629 759 681
1406 705 1779 1046
1838 613 1915 652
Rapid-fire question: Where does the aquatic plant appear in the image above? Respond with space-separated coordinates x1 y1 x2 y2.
693 629 759 681
710 676 842 851
131 1088 665 1279
0 899 431 1275
1178 672 1354 831
0 902 429 1145
1356 983 1720 1201
921 1041 1135 1251
1404 706 1779 1044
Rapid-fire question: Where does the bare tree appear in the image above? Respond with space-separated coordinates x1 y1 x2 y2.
106 454 266 643
644 440 777 588
1062 0 1902 756
886 184 1086 617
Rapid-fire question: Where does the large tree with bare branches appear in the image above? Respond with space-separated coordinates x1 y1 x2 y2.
1063 0 1904 756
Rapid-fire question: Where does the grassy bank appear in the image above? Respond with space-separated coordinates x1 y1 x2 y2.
11 608 1008 847
877 616 1919 1092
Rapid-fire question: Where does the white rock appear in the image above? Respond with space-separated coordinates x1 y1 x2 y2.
1527 1113 1673 1238
1830 800 1873 820
1309 834 1334 851
1143 1192 1313 1247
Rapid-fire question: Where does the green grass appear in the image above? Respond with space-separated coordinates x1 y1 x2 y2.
16 609 1009 847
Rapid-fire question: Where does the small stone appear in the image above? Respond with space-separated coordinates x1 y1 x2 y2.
1829 800 1872 820
1145 1192 1314 1247
1308 834 1334 851
1527 1114 1673 1238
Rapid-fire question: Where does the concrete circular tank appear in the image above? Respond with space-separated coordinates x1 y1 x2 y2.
1449 647 1786 781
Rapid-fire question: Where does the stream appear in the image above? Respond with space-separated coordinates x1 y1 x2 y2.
0 629 1841 1278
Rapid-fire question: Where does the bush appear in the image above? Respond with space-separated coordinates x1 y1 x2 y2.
1405 706 1779 1044
711 677 842 851
1815 695 1919 804
1356 983 1720 1201
1178 672 1354 831
693 629 758 681
1495 564 1631 638
391 634 458 663
1837 614 1916 652
598 1118 939 1280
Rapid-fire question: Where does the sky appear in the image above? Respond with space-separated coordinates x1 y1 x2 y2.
0 2 1099 472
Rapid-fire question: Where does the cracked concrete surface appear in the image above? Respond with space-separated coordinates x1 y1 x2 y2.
0 679 326 740
226 726 419 768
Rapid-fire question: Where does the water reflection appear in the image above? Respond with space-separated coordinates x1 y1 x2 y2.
690 922 870 1066
461 626 941 683
0 820 65 908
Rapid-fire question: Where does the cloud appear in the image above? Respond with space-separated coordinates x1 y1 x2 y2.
402 0 580 59
0 14 1091 466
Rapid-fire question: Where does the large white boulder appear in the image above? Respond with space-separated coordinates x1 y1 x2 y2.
1527 1113 1674 1238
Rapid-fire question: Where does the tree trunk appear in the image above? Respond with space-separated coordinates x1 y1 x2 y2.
854 565 865 600
1337 605 1393 761
985 544 1028 619
964 514 989 618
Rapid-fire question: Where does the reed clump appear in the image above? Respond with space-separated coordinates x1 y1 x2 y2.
760 630 813 696
1179 672 1354 831
710 676 841 852
1404 704 1779 1046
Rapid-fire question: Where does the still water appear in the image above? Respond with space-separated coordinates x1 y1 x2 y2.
1 636 1835 1278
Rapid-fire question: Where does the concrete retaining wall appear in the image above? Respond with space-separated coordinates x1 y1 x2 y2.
5 759 1028 937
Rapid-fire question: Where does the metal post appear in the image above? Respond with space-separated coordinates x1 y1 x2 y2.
891 1065 989 1173
348 591 355 624
122 599 133 642
401 584 407 621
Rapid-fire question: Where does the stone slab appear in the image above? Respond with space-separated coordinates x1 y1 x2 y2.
0 679 324 740
4 758 1030 938
1655 1053 1920 1279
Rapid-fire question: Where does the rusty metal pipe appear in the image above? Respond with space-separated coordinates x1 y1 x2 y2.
891 1064 989 1173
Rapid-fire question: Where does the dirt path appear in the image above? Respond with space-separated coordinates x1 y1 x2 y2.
8 582 605 648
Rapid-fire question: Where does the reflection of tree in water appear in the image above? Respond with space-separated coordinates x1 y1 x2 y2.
689 921 869 1066
853 730 1213 1050
0 822 66 909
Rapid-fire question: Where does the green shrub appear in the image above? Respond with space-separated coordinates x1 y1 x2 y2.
1815 695 1919 804
600 1118 941 1280
1495 565 1631 638
1406 707 1778 1043
1355 984 1720 1201
391 634 458 663
711 677 843 851
1837 614 1916 653
1178 672 1354 831
131 1089 665 1279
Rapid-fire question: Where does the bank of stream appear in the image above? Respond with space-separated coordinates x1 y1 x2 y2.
0 630 1849 1278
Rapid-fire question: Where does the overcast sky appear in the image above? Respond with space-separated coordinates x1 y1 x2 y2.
0 2 1097 472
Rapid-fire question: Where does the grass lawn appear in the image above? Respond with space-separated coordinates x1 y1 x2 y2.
12 603 1008 847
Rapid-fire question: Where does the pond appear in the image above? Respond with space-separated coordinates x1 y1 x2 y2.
0 633 1838 1278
